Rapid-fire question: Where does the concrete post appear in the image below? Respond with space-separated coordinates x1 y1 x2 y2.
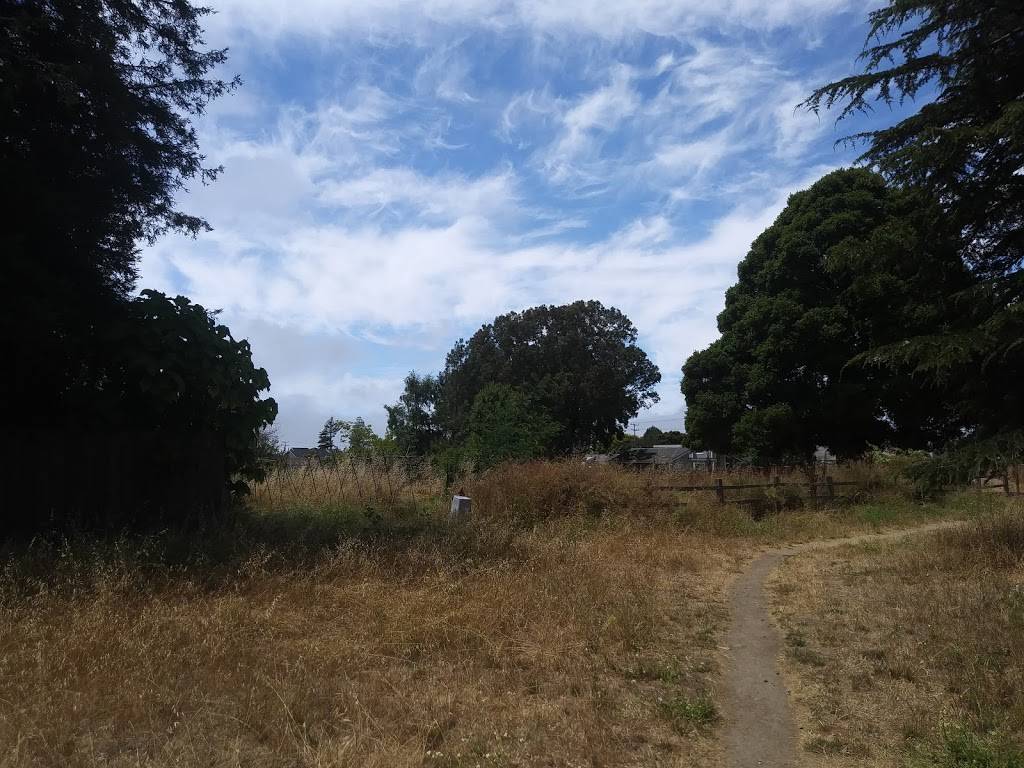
449 495 472 524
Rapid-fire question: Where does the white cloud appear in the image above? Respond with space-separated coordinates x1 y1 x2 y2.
317 167 517 223
541 65 639 187
205 0 868 42
142 1 876 440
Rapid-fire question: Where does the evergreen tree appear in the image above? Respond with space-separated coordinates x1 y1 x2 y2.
1 0 238 424
802 0 1024 461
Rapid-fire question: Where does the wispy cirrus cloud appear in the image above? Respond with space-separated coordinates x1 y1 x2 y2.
143 0 890 444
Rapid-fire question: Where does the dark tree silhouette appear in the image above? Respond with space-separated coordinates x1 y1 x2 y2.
682 169 970 463
1 0 238 424
389 301 661 455
802 0 1024 460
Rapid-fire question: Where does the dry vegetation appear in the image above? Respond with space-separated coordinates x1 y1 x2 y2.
770 498 1024 767
0 462 745 768
0 459 990 767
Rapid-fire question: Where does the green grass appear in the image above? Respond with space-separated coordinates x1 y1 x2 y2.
659 694 718 729
909 726 1024 768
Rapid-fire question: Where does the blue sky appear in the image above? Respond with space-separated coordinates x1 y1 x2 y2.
141 0 905 448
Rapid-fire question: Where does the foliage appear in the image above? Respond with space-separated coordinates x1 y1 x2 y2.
645 428 686 446
385 372 443 455
466 384 558 469
390 301 661 456
682 168 969 463
318 417 345 454
803 0 1024 461
255 426 285 465
2 0 238 422
318 416 381 458
105 290 278 485
802 0 1023 279
902 431 1024 498
347 417 378 458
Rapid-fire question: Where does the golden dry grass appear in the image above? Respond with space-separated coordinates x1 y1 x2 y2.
0 458 983 767
0 461 749 768
769 500 1024 767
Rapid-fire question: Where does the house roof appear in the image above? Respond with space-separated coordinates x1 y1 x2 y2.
618 445 693 466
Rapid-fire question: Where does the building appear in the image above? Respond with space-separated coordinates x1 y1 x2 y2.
284 447 330 467
614 444 711 469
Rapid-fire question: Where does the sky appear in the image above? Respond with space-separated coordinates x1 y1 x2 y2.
140 0 905 448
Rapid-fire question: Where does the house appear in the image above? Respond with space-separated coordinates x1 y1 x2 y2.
813 446 837 465
615 444 694 469
284 447 329 467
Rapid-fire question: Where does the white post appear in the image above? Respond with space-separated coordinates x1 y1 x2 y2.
449 494 472 524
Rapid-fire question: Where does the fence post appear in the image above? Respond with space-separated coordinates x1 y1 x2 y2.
809 478 817 508
826 476 835 502
715 478 725 504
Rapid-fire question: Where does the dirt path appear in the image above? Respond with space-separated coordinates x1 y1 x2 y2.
720 521 964 768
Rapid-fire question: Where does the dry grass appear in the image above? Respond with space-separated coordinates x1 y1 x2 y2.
769 500 1024 767
0 462 748 767
0 458 983 767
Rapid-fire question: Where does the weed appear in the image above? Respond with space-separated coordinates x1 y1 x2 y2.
659 694 718 729
908 726 1024 768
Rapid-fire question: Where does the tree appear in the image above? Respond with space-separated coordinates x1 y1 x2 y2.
802 0 1024 458
347 417 378 458
658 430 686 445
386 373 443 455
1 0 238 424
103 290 277 483
802 0 1023 278
255 426 285 465
318 418 344 455
466 384 557 469
642 426 664 445
682 169 970 463
435 301 661 454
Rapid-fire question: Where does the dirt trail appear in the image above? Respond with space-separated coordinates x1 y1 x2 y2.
720 521 964 768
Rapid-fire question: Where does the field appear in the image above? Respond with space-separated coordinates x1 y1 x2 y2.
0 460 1017 767
770 498 1024 767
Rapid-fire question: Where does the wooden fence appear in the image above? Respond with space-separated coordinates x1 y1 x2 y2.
657 476 869 506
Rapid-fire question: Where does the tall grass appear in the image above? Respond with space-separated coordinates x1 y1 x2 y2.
0 460 746 767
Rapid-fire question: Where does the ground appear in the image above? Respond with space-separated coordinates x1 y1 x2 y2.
0 463 1019 767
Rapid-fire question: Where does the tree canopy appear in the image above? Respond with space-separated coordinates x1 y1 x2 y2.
802 0 1023 278
109 291 277 483
385 373 443 456
1 1 277 525
803 0 1024 464
682 168 970 463
2 0 239 425
388 301 661 456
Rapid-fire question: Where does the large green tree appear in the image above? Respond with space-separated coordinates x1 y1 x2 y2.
802 0 1023 462
105 291 277 484
1 0 237 423
389 301 661 455
439 301 661 454
682 169 970 463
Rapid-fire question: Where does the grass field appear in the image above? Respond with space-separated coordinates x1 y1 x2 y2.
770 498 1024 767
0 460 1012 767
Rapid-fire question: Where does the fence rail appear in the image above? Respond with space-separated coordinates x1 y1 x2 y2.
656 475 872 507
